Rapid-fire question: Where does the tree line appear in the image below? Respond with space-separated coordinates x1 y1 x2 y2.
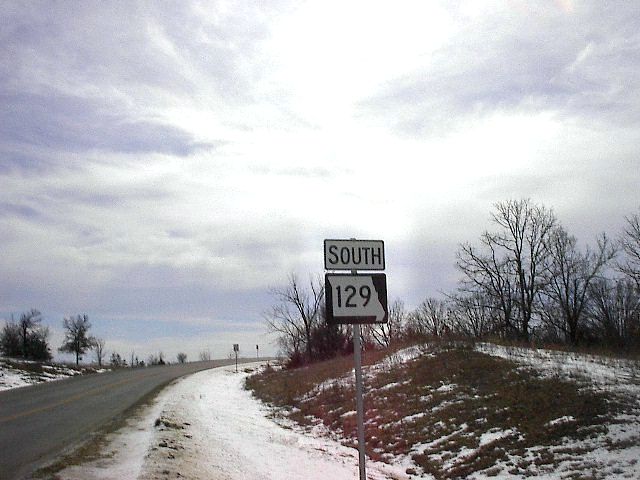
0 311 192 366
1 311 102 365
266 200 640 366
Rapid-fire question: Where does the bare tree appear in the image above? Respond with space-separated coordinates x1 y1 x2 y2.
449 291 497 338
619 211 640 289
19 309 42 359
367 298 406 348
411 298 452 338
543 228 616 344
457 199 556 341
111 351 126 367
148 351 166 365
59 314 94 366
199 349 212 361
457 237 518 338
177 352 187 363
93 338 106 367
493 199 556 340
589 278 640 347
264 273 324 361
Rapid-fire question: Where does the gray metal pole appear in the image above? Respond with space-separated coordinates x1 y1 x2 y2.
354 323 367 479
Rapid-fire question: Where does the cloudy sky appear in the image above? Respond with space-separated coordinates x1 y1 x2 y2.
1 0 639 362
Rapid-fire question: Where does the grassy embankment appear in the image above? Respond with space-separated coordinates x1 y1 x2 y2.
246 342 635 479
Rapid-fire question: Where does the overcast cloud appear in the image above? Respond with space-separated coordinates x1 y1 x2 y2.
1 0 639 361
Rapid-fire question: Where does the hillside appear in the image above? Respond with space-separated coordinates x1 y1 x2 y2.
246 342 640 479
0 357 106 391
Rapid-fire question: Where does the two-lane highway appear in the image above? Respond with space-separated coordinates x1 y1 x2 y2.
0 360 243 479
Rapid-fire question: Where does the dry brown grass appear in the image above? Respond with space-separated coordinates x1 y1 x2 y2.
245 348 390 408
246 343 626 479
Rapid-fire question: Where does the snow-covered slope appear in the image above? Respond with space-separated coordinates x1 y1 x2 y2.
0 358 100 391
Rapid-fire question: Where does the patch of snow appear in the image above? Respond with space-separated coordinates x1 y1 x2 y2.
0 359 108 391
378 382 401 391
469 343 640 479
545 416 575 428
371 345 430 373
402 412 427 423
475 343 640 393
0 367 36 390
478 428 517 446
0 360 40 390
435 383 456 393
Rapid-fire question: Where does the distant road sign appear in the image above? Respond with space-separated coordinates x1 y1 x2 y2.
324 239 385 271
233 344 239 352
325 273 388 324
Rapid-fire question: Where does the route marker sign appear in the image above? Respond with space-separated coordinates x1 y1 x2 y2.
325 273 388 324
324 239 385 271
323 238 388 480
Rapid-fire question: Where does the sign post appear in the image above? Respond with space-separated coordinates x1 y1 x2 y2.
352 284 367 480
324 239 387 480
233 344 239 373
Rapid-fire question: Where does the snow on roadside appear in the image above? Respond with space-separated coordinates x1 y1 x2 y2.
57 363 412 480
0 358 96 391
0 364 34 390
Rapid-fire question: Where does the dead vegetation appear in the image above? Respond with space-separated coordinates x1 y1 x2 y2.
247 342 633 479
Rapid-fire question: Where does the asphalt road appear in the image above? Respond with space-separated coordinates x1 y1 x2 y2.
0 359 251 479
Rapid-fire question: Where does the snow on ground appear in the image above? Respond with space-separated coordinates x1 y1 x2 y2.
307 344 430 399
57 363 411 480
0 366 31 390
475 342 640 394
0 358 91 391
292 343 640 479
50 344 640 479
472 343 640 480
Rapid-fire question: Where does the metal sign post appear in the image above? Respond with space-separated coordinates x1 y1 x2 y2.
352 271 367 480
233 344 239 373
324 239 387 480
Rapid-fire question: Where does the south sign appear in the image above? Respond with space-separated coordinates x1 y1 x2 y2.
324 239 385 271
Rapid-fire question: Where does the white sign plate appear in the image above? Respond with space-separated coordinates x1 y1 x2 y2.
325 273 388 324
324 239 385 271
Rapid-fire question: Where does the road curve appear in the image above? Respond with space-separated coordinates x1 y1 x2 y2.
0 359 249 479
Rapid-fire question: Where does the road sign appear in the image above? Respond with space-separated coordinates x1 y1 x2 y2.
324 239 385 271
325 273 388 324
323 239 387 480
